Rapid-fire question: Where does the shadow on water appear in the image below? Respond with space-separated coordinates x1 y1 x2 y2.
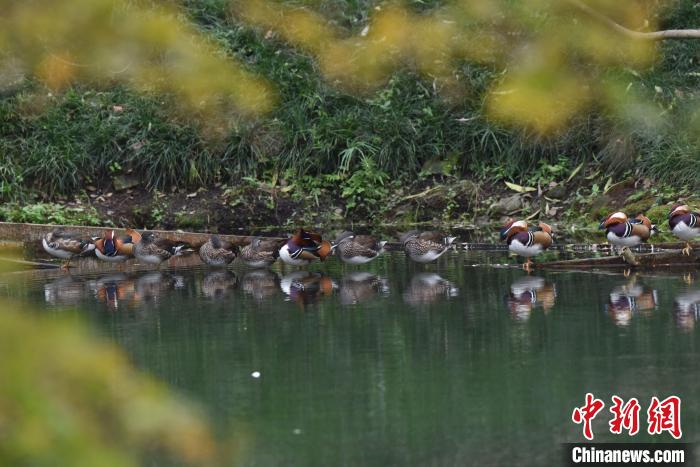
2 251 700 466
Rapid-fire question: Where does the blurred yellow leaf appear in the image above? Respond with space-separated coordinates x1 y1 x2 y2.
0 303 219 466
0 0 276 135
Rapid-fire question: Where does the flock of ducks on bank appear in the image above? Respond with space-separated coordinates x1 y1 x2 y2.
41 228 458 269
41 204 700 270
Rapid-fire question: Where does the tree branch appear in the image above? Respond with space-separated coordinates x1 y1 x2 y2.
569 0 700 40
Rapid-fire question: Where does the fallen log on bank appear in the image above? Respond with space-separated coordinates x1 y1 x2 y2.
539 248 700 269
1 221 699 255
0 221 284 249
0 221 402 252
0 256 60 269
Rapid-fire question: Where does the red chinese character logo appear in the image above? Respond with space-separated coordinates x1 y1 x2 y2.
609 396 640 435
572 393 605 440
647 396 682 439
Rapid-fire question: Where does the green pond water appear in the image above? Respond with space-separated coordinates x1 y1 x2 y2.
3 250 700 465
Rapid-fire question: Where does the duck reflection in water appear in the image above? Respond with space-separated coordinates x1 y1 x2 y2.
674 289 700 331
403 273 458 307
131 272 184 306
241 269 281 303
92 274 136 311
280 271 336 308
505 275 556 321
605 278 658 327
200 271 238 299
44 276 87 307
338 271 389 306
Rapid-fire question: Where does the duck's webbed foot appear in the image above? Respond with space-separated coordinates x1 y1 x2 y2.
682 243 693 256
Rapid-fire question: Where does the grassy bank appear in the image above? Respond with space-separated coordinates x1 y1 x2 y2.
0 1 699 231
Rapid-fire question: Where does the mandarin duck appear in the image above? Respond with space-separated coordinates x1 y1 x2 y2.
42 229 96 269
93 229 137 263
401 231 457 263
668 204 699 255
199 235 238 266
599 212 656 252
499 220 553 272
240 238 286 268
133 231 185 266
333 231 386 264
279 229 332 266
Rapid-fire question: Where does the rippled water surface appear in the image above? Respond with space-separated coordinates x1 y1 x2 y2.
3 250 700 465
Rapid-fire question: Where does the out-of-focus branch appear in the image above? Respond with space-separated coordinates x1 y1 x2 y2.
569 0 700 40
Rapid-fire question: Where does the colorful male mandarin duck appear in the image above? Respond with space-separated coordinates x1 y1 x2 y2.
668 204 699 255
499 220 553 271
599 212 656 251
94 229 137 262
401 231 457 263
133 231 185 266
42 229 95 268
199 235 238 266
278 229 332 266
333 231 386 264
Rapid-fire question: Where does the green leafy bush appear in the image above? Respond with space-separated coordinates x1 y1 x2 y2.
0 203 103 226
341 156 390 216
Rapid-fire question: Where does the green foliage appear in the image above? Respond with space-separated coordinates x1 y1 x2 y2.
0 0 699 209
528 157 572 186
0 86 221 197
150 206 166 225
0 203 103 226
340 156 390 216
